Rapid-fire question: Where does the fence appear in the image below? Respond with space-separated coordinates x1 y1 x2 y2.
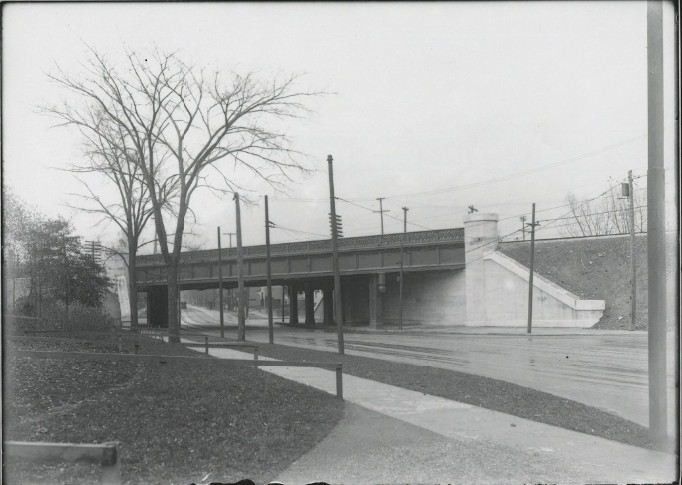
4 441 120 485
8 350 344 399
11 330 261 361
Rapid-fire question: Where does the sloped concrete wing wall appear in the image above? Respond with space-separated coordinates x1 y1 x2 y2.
475 251 604 327
463 212 604 327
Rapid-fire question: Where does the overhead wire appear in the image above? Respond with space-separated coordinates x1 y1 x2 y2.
334 196 434 231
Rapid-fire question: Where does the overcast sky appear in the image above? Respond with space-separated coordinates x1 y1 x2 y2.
2 2 678 252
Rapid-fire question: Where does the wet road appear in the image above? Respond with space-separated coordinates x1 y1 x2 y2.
182 307 677 430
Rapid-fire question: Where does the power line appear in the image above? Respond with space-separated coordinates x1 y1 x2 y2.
537 205 648 224
335 196 433 231
272 224 329 239
371 133 648 200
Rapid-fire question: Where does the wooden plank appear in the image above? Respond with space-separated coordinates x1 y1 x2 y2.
4 441 117 465
4 441 120 485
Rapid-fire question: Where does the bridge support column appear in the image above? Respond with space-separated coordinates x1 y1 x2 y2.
147 286 168 328
289 284 299 324
369 273 384 329
323 285 334 325
304 282 315 327
464 213 499 324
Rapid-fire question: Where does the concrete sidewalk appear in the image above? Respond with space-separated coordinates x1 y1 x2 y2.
198 346 676 485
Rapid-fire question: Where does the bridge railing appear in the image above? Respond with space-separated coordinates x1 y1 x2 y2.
136 227 464 265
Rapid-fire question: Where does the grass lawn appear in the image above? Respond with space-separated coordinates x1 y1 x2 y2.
3 337 345 485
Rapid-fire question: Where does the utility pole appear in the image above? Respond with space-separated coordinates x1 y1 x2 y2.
265 195 274 344
221 231 235 314
627 171 636 331
646 0 667 441
399 206 409 331
223 232 235 248
12 251 16 310
526 203 539 334
375 198 389 235
327 155 344 354
217 226 224 338
520 216 527 241
281 286 286 323
234 193 246 341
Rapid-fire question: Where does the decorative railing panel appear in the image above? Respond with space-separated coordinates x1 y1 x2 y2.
135 228 465 286
137 228 464 267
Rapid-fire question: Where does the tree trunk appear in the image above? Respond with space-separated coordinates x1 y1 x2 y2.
167 259 180 343
128 250 139 331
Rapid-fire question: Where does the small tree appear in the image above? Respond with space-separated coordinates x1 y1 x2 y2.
562 185 647 237
46 48 318 341
3 191 111 316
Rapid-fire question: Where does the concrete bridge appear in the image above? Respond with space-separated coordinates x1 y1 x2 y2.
136 228 465 328
135 214 604 329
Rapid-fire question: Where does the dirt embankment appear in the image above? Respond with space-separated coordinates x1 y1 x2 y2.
499 234 678 330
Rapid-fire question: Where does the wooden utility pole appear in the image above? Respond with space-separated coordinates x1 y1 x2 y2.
399 207 409 331
375 198 389 235
327 155 344 354
526 203 539 334
646 0 667 440
223 232 235 248
627 171 637 331
265 195 274 344
234 193 246 341
281 286 286 323
217 226 224 338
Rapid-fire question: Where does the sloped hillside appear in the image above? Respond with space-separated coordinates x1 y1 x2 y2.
499 234 678 330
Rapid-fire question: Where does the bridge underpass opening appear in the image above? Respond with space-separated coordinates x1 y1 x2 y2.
135 228 466 329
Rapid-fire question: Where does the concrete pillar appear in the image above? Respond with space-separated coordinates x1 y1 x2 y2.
323 284 334 325
463 213 499 324
289 284 299 324
304 282 315 326
148 286 169 327
369 273 384 329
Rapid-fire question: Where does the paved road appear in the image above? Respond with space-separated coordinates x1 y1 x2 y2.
182 306 677 430
180 304 270 328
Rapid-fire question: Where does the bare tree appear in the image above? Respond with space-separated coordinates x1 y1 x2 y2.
61 117 174 330
44 48 317 341
562 185 647 237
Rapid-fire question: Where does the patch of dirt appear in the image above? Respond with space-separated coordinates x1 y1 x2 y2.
499 233 678 330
